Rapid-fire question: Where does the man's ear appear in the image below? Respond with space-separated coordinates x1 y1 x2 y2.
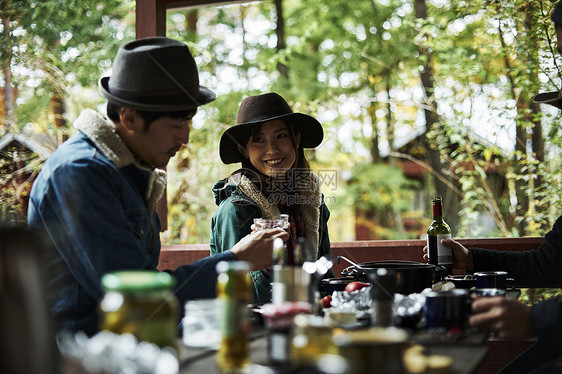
237 144 249 158
119 107 140 132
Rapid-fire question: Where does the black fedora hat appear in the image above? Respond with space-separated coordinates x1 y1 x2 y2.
534 90 562 110
99 37 215 111
219 93 324 164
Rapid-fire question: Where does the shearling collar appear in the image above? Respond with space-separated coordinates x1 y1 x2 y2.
73 109 167 216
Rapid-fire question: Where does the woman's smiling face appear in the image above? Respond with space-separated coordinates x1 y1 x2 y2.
242 119 298 178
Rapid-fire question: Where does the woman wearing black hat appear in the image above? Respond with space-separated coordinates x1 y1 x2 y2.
210 92 335 304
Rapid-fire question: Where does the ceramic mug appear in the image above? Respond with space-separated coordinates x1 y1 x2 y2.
474 271 514 290
424 289 472 333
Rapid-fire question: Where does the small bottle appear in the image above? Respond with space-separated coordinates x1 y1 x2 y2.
427 196 453 276
216 261 251 373
99 270 179 350
370 268 396 327
262 302 312 365
283 215 296 266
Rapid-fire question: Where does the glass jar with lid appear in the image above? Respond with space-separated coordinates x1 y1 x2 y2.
99 270 179 350
216 261 251 372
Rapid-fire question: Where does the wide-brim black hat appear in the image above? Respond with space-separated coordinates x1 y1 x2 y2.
219 93 324 164
533 91 562 110
100 37 216 111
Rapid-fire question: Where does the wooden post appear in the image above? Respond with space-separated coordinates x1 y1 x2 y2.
135 1 168 230
134 0 262 231
135 0 167 38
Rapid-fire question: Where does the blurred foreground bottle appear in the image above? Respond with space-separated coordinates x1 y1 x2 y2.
216 261 251 373
99 270 179 350
427 196 453 276
370 268 396 327
291 314 337 367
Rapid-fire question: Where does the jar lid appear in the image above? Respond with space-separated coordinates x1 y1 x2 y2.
101 270 175 292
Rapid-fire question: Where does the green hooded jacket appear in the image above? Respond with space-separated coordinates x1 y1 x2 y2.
209 172 334 304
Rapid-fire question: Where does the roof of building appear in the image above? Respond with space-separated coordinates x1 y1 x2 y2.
0 132 57 159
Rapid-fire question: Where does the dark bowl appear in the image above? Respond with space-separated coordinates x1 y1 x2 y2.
342 261 442 295
320 276 355 294
394 311 423 331
444 275 476 289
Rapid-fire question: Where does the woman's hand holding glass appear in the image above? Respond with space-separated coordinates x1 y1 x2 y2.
252 216 291 265
230 228 289 271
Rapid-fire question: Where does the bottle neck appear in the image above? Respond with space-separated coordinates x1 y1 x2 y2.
432 202 443 220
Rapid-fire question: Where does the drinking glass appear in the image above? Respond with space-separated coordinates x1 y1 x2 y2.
182 299 221 349
253 214 289 231
253 215 290 266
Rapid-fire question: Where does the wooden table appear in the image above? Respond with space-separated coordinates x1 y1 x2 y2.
178 285 525 373
179 329 488 374
177 286 531 373
421 344 488 374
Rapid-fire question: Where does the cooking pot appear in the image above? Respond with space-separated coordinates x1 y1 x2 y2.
341 260 444 295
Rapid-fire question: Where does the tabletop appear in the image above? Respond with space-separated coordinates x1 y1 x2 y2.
177 287 526 373
179 329 488 374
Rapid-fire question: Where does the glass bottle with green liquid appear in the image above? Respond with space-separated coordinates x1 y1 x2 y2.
216 261 251 373
427 196 453 277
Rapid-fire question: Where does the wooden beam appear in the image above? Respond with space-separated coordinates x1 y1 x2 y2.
134 0 261 229
164 0 258 10
136 0 167 37
135 0 260 43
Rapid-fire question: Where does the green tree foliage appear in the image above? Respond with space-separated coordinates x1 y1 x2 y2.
345 162 421 239
1 0 132 132
163 0 562 242
2 0 561 243
0 0 133 223
420 0 562 237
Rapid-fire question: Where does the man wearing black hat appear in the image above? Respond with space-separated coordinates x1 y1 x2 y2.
27 37 288 336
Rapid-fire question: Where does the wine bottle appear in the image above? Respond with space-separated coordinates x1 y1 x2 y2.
427 196 453 276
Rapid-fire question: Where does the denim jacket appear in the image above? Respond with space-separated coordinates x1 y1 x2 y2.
28 109 235 335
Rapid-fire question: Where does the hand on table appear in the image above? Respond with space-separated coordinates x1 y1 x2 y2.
230 228 289 271
422 238 474 270
469 296 534 340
